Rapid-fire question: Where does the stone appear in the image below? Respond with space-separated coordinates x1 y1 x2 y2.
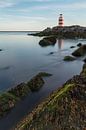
39 36 56 47
64 56 76 61
72 45 86 57
70 46 75 48
77 43 82 47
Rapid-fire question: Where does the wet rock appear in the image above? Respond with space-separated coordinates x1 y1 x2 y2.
49 52 54 55
83 58 86 63
39 36 56 47
64 56 76 61
77 43 82 47
0 49 2 51
72 45 86 57
8 83 30 98
70 46 75 48
27 72 52 92
0 72 52 118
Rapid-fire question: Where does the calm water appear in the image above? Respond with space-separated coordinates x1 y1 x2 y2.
0 32 85 130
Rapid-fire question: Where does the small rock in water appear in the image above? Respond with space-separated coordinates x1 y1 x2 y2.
77 43 82 47
83 58 86 63
49 52 54 55
70 46 75 48
0 49 2 51
72 45 86 57
64 55 76 61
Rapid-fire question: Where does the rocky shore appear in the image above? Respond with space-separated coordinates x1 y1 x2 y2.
14 63 86 130
29 25 86 39
29 25 86 47
0 72 52 118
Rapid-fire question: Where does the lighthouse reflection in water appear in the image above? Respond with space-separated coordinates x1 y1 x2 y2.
58 39 64 49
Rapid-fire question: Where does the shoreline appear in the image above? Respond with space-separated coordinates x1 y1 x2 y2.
14 63 86 130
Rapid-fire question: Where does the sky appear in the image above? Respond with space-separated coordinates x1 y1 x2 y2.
0 0 86 31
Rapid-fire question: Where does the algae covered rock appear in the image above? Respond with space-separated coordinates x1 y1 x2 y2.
27 72 52 92
0 72 52 118
27 75 44 92
39 36 56 47
8 83 30 98
64 55 76 61
72 45 86 57
0 92 18 118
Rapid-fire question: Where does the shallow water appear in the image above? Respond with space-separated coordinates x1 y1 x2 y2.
0 32 85 130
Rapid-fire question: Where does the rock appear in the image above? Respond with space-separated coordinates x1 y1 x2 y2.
29 25 86 38
64 56 76 61
39 36 56 47
38 72 52 77
49 52 54 55
72 45 86 57
27 74 44 92
0 72 52 118
77 43 82 47
80 63 86 77
70 46 75 48
83 58 86 63
27 72 52 92
8 83 30 98
0 49 2 51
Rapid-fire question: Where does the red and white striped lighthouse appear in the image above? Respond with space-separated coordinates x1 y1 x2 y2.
58 14 64 27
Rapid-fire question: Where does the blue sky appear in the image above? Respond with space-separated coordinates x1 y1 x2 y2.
0 0 86 31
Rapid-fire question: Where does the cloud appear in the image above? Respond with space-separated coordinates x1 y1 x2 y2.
0 0 15 8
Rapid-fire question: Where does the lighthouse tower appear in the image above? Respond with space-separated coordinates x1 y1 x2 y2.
58 14 64 27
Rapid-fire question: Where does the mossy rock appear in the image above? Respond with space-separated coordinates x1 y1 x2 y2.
72 45 86 57
64 56 76 61
27 72 52 92
27 75 44 92
39 36 56 47
8 83 30 98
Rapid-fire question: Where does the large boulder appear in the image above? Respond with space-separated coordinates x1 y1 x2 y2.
39 36 56 47
72 45 86 57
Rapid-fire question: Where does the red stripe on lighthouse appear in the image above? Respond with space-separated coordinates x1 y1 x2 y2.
58 14 64 27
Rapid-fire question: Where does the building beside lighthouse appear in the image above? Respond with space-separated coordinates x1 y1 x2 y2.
58 14 64 27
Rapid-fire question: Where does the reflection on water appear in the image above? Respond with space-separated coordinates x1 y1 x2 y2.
58 39 64 49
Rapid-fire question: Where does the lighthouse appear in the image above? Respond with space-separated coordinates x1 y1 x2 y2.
58 14 64 27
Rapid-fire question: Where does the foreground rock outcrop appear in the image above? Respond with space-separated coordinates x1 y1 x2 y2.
15 64 86 130
0 72 52 118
